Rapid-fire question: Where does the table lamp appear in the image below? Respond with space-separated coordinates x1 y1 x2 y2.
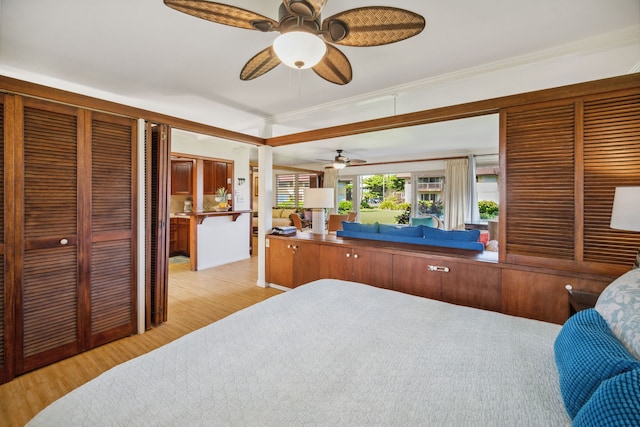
303 188 334 235
610 186 640 269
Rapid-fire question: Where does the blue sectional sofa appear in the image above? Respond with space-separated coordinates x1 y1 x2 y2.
336 222 484 251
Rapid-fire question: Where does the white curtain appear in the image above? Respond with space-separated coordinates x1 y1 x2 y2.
466 155 481 224
323 167 338 214
444 158 468 230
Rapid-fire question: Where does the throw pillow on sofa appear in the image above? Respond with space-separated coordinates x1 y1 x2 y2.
421 226 480 242
342 222 379 233
379 224 422 237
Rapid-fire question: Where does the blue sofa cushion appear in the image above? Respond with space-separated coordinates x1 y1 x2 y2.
379 224 422 237
342 221 379 233
410 216 438 228
421 226 481 242
336 230 484 251
554 308 640 419
573 368 640 427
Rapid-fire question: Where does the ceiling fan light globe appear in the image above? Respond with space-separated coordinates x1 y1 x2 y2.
273 31 326 69
332 161 347 169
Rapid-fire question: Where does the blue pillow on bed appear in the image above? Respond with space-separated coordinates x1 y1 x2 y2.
573 367 640 426
554 308 640 419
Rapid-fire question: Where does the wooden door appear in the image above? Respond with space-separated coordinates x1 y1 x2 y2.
392 254 442 299
291 241 320 287
440 261 502 312
87 112 137 348
16 98 82 373
266 238 294 288
351 247 393 289
147 123 170 326
502 269 572 324
318 245 352 281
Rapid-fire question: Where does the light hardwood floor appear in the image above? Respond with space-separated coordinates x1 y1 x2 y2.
0 256 281 426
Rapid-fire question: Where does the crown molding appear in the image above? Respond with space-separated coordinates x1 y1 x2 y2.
266 25 640 126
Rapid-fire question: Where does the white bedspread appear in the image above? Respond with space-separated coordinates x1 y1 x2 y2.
27 279 570 426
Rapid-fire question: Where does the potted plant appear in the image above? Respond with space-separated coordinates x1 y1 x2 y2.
214 187 230 211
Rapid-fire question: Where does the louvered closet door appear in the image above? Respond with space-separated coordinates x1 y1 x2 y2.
147 124 169 326
0 95 6 382
17 98 81 373
88 112 137 348
505 102 576 260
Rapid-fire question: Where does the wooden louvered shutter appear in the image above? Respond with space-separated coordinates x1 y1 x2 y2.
18 98 81 373
88 112 136 348
147 124 169 326
505 102 576 260
583 92 640 266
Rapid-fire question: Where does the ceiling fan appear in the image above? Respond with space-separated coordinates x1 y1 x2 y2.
163 0 425 85
318 149 367 169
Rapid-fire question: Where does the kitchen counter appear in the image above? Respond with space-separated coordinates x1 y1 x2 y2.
170 210 253 270
171 210 252 223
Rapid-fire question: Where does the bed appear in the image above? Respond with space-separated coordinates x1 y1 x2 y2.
26 274 640 426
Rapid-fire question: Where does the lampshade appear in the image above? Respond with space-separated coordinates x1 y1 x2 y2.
303 188 334 208
610 186 640 231
273 31 326 69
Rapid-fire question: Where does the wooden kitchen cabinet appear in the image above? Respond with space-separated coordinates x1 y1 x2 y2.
266 237 320 288
169 217 190 257
319 245 393 289
203 160 231 195
171 160 193 195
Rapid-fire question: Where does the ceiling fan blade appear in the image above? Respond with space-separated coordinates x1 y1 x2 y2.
240 47 281 81
312 44 352 85
321 7 425 47
164 0 278 31
282 0 327 20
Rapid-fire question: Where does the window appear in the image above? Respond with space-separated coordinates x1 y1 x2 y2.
275 173 318 207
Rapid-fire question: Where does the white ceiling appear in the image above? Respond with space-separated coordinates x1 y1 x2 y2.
1 0 638 169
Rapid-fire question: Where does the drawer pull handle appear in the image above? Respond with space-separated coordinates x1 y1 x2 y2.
346 253 350 258
428 265 449 272
60 238 69 245
353 254 359 259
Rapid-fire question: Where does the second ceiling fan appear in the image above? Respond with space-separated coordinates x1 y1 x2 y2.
164 0 425 85
318 149 367 169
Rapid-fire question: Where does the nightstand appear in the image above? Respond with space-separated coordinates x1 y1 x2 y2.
565 285 600 315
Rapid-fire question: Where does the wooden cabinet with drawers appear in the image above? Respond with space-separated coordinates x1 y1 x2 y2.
265 234 617 324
